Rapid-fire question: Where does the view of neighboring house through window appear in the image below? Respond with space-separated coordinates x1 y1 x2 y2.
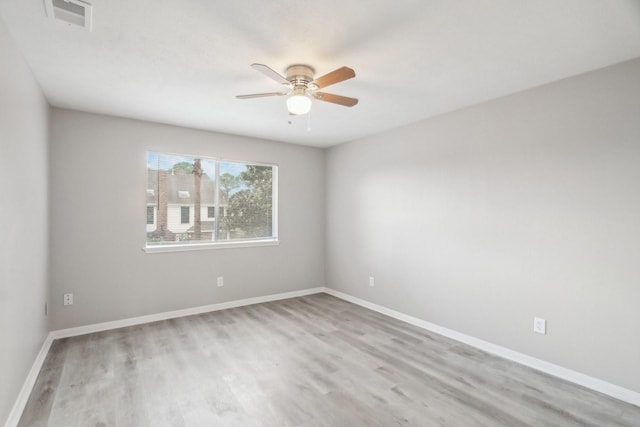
146 152 277 248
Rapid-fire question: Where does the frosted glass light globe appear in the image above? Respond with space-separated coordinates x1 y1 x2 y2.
286 94 312 115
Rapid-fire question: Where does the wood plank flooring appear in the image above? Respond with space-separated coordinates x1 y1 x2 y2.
18 293 640 426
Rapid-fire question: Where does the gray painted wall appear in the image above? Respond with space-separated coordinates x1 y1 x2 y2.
49 109 325 330
325 58 640 392
2 23 638 421
0 19 50 425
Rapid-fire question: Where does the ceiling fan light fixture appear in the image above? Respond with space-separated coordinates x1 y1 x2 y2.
237 63 358 114
287 94 312 115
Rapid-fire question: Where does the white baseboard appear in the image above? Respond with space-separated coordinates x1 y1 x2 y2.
5 287 324 427
8 285 637 427
324 287 640 408
4 333 54 427
51 287 325 339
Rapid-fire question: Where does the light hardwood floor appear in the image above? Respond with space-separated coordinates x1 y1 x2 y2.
19 293 640 426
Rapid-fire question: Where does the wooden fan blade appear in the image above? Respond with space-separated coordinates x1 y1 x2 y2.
250 63 290 85
313 92 359 107
236 92 288 99
312 66 356 89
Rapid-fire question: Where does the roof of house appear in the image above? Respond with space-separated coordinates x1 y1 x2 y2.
147 170 228 205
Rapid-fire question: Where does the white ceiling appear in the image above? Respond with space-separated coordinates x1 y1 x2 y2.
1 1 639 147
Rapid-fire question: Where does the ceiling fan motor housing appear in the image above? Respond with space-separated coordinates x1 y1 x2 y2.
286 65 317 92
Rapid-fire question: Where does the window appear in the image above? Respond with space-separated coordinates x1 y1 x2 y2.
147 206 154 225
146 152 278 251
180 206 190 224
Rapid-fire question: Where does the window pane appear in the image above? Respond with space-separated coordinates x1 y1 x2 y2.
146 206 154 225
181 206 190 224
220 162 273 240
146 153 216 245
146 152 276 248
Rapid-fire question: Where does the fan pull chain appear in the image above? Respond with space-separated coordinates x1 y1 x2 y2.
307 109 312 132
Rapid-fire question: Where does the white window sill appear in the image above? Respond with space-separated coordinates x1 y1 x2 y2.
143 238 279 254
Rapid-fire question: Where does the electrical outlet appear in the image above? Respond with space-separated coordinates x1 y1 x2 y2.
369 276 375 287
533 317 546 335
63 293 74 306
217 276 224 287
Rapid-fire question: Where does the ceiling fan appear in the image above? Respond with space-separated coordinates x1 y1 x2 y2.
236 63 358 115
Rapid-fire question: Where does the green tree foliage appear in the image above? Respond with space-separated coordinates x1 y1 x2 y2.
220 173 241 199
223 165 273 238
171 161 193 173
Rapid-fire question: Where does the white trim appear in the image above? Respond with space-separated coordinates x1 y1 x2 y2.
324 288 640 408
7 288 324 425
52 287 324 339
4 333 54 427
143 238 279 254
9 286 638 427
271 166 279 239
144 151 279 254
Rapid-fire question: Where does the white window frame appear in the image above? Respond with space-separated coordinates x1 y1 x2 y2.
144 152 279 253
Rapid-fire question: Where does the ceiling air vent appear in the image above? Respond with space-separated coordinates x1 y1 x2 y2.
44 0 93 31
